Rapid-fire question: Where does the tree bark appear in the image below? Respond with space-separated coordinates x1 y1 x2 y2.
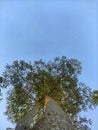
15 96 77 130
32 96 77 130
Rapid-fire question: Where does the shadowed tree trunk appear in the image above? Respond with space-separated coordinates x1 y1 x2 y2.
15 96 77 130
32 96 77 130
15 105 38 130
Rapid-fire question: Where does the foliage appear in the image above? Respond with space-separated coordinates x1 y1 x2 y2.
93 90 98 105
6 128 14 130
0 76 3 101
5 86 33 122
0 56 94 129
0 89 2 101
73 117 92 130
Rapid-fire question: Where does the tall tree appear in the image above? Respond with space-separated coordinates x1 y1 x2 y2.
0 56 94 129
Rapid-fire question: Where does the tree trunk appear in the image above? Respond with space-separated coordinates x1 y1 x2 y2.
15 96 77 130
32 96 77 130
15 105 38 130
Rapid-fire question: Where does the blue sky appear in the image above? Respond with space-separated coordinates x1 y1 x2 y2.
0 0 98 130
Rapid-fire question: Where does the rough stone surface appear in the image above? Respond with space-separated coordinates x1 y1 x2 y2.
32 97 77 130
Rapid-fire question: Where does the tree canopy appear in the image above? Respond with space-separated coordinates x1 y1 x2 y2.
0 56 94 129
93 90 98 105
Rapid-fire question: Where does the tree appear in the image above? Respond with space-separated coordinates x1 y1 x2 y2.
0 56 94 129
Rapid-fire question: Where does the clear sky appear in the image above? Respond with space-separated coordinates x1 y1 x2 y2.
0 0 98 130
